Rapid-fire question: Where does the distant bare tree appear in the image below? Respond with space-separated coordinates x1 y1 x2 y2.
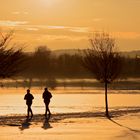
32 46 52 79
83 32 122 117
0 30 25 78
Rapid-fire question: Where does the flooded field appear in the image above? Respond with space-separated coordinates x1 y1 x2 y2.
0 88 139 115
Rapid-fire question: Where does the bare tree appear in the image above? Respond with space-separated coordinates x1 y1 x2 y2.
32 46 52 79
83 32 122 117
0 30 25 78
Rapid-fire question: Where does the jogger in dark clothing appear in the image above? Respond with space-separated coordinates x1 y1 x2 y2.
42 88 52 119
24 89 34 119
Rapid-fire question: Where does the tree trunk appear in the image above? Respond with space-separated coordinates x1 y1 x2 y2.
105 82 109 117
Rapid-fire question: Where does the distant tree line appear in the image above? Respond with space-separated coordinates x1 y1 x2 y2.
18 46 140 81
0 30 139 82
121 56 140 78
20 46 91 80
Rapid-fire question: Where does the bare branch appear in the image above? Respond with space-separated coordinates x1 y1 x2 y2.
0 30 25 78
83 32 122 83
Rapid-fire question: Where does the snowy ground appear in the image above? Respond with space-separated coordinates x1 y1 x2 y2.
0 109 140 140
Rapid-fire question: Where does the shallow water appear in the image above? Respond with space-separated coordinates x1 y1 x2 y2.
0 88 139 115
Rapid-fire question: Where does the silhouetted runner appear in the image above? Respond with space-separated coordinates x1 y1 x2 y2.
24 89 34 119
42 88 52 119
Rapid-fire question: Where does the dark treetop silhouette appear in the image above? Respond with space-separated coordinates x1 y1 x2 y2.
83 32 122 117
0 30 25 78
24 89 34 119
42 87 52 119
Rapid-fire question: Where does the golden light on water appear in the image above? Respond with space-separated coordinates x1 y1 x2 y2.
0 88 140 115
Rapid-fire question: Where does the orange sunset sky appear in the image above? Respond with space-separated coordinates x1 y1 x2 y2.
0 0 140 52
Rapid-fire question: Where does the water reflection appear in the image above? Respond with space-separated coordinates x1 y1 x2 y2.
0 88 140 115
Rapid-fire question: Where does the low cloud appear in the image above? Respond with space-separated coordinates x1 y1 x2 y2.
0 20 28 27
2 21 139 42
113 32 140 39
68 27 89 33
12 11 28 15
37 25 89 33
26 27 39 31
0 21 89 34
86 30 140 40
37 34 88 42
12 11 20 15
47 26 66 29
92 18 103 22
